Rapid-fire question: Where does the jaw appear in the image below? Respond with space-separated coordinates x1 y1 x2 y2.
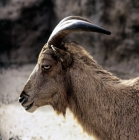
24 99 52 113
20 103 38 113
20 95 53 113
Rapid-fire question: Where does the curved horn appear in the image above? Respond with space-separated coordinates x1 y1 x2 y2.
48 16 111 48
56 16 93 26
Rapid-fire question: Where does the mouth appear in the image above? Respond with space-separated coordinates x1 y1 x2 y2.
20 97 34 111
19 92 37 113
21 101 37 113
25 102 34 111
19 97 34 111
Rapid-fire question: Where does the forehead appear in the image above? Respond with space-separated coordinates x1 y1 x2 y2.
38 49 56 64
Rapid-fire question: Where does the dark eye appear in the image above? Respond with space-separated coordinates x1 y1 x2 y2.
42 65 51 71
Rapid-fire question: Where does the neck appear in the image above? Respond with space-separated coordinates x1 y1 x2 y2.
67 57 121 140
64 42 139 140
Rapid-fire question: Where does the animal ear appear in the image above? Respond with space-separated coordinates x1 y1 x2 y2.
51 46 72 69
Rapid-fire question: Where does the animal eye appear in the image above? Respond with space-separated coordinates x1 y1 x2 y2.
42 65 51 71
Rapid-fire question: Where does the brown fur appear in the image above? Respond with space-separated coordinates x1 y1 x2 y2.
20 41 139 140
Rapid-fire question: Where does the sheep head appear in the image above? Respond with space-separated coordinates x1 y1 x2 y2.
19 16 111 114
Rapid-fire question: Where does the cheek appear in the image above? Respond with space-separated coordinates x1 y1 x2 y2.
31 70 65 105
33 79 58 101
34 87 57 107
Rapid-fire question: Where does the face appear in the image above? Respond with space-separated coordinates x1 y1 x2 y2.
19 46 69 113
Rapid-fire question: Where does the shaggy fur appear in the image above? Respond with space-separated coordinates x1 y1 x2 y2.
64 42 139 140
20 41 139 140
64 43 139 140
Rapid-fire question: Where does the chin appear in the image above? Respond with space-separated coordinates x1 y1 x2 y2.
25 105 38 113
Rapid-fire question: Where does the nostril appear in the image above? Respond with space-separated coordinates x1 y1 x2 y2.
19 91 29 103
20 91 29 97
19 96 25 103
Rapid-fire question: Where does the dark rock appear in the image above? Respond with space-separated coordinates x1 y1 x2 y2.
53 0 139 73
0 0 55 64
0 0 139 74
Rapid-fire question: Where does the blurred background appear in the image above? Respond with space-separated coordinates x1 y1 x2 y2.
0 0 139 140
0 0 139 71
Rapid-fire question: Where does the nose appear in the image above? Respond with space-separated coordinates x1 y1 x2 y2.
19 91 29 104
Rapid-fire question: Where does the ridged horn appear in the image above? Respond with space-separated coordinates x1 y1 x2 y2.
56 16 93 26
47 16 111 48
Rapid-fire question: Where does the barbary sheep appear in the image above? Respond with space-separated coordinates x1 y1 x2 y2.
19 16 139 140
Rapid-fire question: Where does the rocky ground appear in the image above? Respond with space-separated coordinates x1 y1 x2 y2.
0 64 138 140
